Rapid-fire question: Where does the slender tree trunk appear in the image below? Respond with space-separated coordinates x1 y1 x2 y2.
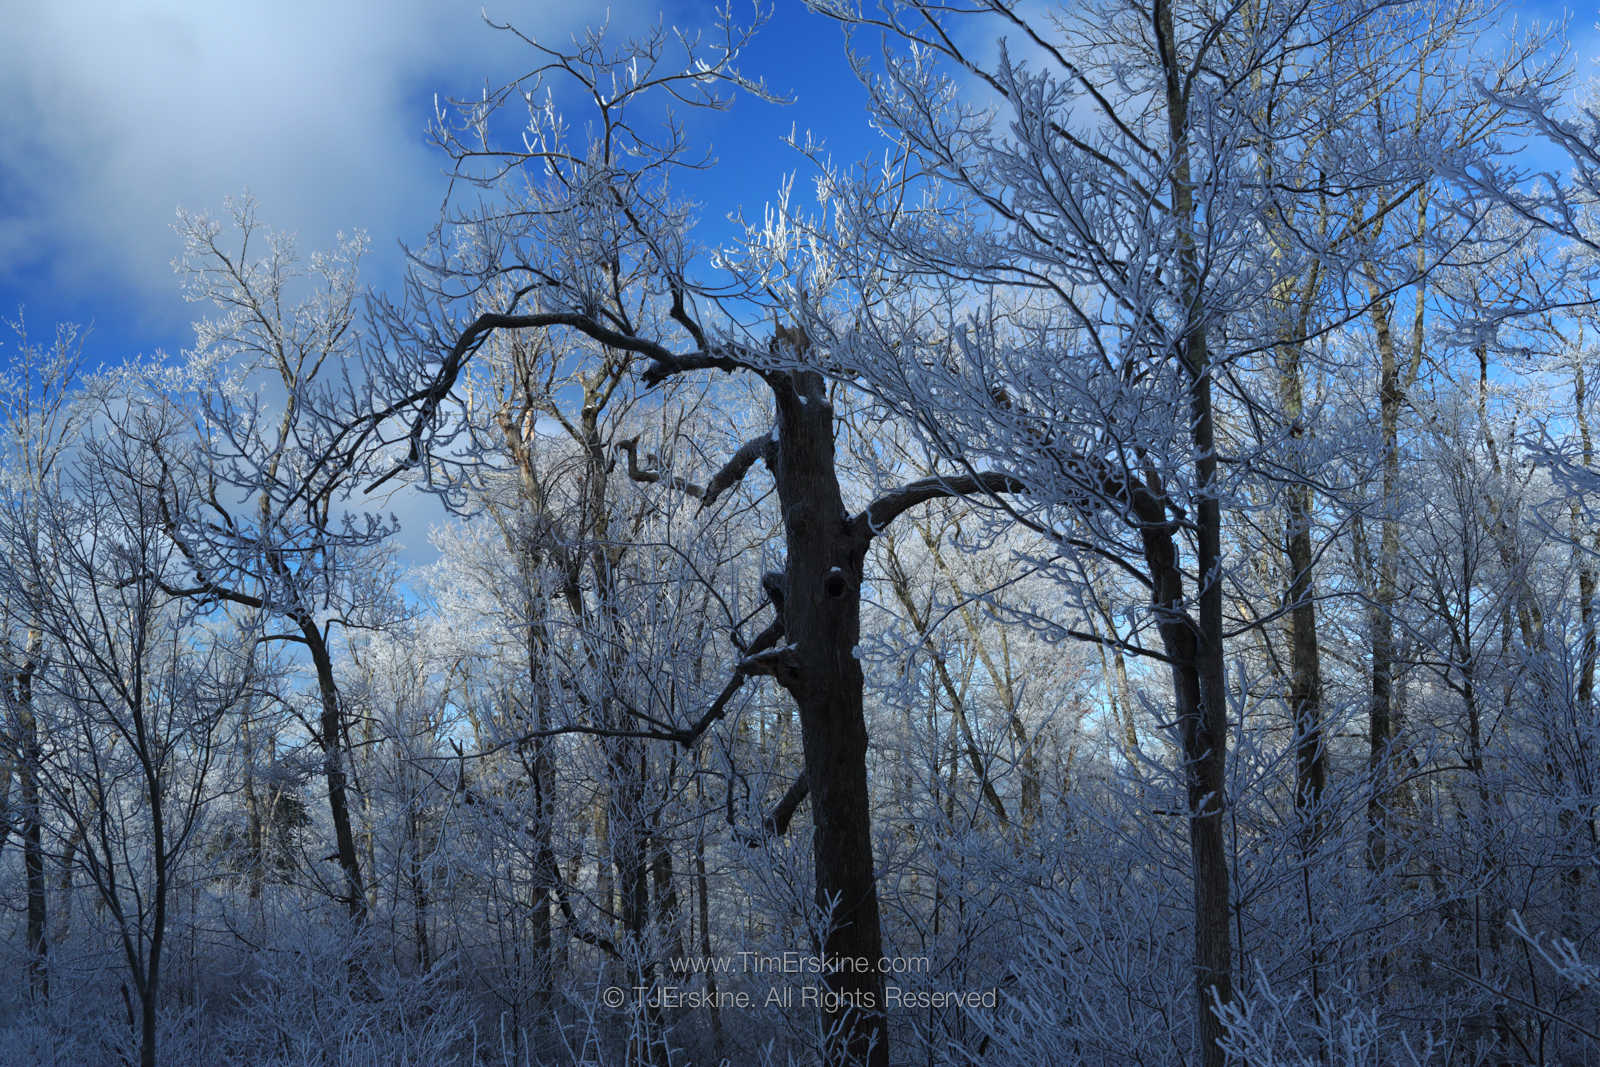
884 541 1010 828
14 632 49 1003
1277 338 1328 827
55 823 81 946
1362 191 1428 980
241 711 267 901
923 530 1039 828
125 655 167 1067
594 794 613 927
521 613 557 1013
22 720 47 1003
1090 587 1140 764
304 625 366 924
692 778 725 1059
1572 363 1598 846
498 402 563 1014
1365 293 1403 898
651 824 685 969
1156 1 1233 1057
140 762 166 1067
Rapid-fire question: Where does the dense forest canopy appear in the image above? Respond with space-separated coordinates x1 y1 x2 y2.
4 1 1600 1064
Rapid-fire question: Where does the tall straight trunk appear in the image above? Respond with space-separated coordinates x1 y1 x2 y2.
138 749 166 1067
498 401 563 1012
883 541 1010 828
578 391 660 1057
593 794 612 924
15 629 48 1002
651 824 685 969
409 803 431 970
1276 336 1327 827
241 712 266 901
1572 363 1598 844
922 530 1039 827
22 708 47 1003
692 778 725 1058
1090 586 1140 763
1277 325 1328 1012
610 739 650 944
55 824 81 946
521 614 556 1012
1365 294 1403 891
122 646 167 1067
1156 1 1233 1058
1286 489 1327 804
1363 186 1428 916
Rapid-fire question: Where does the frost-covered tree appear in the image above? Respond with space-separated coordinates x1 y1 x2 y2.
0 375 242 1067
738 0 1556 1060
153 198 396 925
362 12 1037 1065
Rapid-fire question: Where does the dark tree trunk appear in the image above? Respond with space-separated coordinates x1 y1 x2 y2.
769 365 887 1067
14 638 49 1003
304 624 366 925
1156 0 1234 1054
1278 340 1328 825
22 713 48 1003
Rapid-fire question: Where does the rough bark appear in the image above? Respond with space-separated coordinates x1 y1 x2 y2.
768 365 887 1067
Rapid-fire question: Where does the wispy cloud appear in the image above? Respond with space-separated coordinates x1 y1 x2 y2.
0 0 625 339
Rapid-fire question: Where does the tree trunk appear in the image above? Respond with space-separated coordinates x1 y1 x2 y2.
241 711 266 901
14 633 48 1004
1156 0 1233 1056
693 778 725 1059
304 625 366 925
1572 363 1598 847
1365 293 1403 896
770 366 887 1067
884 538 1010 828
520 613 557 1015
1277 339 1328 827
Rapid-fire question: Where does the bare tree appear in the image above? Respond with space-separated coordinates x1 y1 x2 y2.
152 199 395 925
360 13 1035 1064
0 375 241 1067
0 318 89 1005
743 0 1548 1058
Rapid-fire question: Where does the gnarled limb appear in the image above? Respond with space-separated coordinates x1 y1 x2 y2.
616 427 775 510
616 436 705 498
371 308 758 491
702 433 777 508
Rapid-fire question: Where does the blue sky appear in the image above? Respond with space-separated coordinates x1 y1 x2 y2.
5 1 1593 372
0 1 882 374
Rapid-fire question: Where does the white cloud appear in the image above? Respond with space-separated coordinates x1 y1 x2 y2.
0 0 626 335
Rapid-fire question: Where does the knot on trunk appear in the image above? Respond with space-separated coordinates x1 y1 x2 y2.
824 566 849 599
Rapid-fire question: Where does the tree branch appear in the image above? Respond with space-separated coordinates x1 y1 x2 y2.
851 471 1027 542
639 345 756 387
701 432 777 508
738 771 809 846
370 309 755 491
673 619 784 749
616 436 705 499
